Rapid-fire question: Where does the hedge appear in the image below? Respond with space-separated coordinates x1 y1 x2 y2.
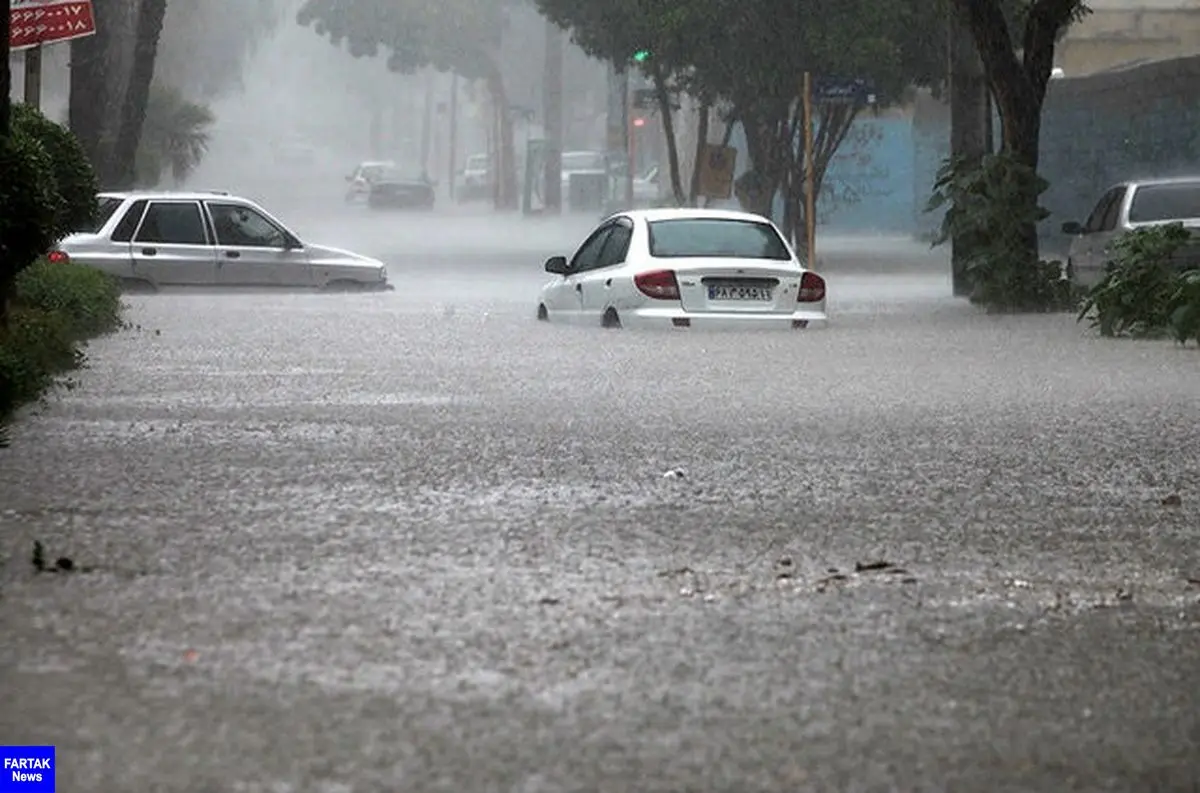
0 105 120 439
0 259 123 423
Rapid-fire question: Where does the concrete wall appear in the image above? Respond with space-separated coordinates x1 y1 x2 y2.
913 55 1200 250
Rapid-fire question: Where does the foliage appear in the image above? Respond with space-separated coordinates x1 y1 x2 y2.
1076 223 1200 341
928 152 1072 313
11 103 99 240
155 0 286 100
0 131 60 291
135 85 215 187
536 0 944 240
298 0 523 207
0 260 123 422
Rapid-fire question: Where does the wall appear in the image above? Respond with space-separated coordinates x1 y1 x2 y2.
1058 4 1200 75
912 55 1200 249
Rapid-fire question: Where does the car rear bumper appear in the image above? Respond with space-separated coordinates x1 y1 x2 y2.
623 306 828 330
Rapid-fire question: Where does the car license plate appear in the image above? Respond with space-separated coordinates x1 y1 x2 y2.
708 284 772 301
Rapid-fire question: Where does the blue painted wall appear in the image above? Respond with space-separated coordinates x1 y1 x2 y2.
723 115 920 234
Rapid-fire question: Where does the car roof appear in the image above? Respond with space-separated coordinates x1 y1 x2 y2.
359 160 395 167
98 190 246 201
615 207 775 224
1121 177 1200 189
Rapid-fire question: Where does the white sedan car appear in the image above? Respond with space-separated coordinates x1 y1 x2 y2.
536 208 827 330
53 190 391 291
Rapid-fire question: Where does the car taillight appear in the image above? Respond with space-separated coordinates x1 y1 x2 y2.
797 271 825 302
634 269 680 300
47 250 69 264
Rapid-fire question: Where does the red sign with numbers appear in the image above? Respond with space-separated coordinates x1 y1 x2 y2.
9 0 96 51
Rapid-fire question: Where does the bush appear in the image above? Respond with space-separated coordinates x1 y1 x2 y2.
927 152 1074 313
14 258 123 337
0 131 60 288
0 260 123 422
11 103 99 238
1077 223 1200 344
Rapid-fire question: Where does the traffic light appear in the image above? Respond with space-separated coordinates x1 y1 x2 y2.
632 117 646 128
632 50 650 63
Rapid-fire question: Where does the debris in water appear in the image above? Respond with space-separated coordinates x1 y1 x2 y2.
31 541 45 572
854 560 896 573
1161 493 1182 507
55 557 74 572
537 596 561 606
662 468 686 480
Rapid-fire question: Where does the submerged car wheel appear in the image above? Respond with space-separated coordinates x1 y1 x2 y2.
323 279 366 293
537 304 548 321
119 277 157 294
601 308 621 329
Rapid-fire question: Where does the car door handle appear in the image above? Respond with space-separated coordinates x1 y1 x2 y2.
224 250 241 259
141 247 157 256
575 283 582 293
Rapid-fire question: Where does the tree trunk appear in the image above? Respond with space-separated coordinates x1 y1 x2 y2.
649 63 684 205
110 0 167 190
703 111 737 208
687 100 710 206
70 0 135 185
1 0 11 137
483 64 518 210
541 19 563 213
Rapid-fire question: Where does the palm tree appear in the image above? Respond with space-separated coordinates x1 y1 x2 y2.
135 84 215 187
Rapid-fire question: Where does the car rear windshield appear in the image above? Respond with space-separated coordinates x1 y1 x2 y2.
76 196 123 233
1128 183 1200 223
647 218 792 260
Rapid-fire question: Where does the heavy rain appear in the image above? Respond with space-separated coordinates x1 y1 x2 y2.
1 0 1199 790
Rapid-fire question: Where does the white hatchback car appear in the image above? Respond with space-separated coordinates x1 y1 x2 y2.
53 191 391 291
536 208 827 330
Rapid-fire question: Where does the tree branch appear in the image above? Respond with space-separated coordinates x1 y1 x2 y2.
951 0 1033 109
1022 0 1081 98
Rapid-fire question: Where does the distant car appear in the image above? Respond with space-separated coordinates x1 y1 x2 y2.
367 167 436 210
456 153 491 202
561 150 608 203
345 160 396 203
536 208 826 330
1061 176 1200 288
52 191 391 292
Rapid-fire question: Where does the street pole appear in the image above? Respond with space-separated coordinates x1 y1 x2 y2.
802 71 816 269
448 73 458 201
542 19 563 213
625 72 634 208
420 70 433 174
23 44 42 110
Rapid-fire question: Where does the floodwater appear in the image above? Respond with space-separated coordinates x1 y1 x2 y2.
1 201 1198 792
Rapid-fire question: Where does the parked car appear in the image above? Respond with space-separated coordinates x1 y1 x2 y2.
1062 176 1200 287
561 150 609 203
535 207 826 330
456 153 491 202
367 167 436 210
344 160 396 203
52 190 391 292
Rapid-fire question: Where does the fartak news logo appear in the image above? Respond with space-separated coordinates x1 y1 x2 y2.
0 746 55 792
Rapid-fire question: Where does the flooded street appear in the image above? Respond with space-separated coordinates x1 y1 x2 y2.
2 208 1199 792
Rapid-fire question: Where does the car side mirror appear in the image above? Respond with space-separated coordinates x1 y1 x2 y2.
544 255 569 274
1061 221 1083 235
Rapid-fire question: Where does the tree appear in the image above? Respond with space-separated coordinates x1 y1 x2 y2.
951 0 1088 262
536 0 944 251
110 0 168 189
1 0 11 136
134 85 215 187
154 0 284 101
70 0 137 182
297 0 522 210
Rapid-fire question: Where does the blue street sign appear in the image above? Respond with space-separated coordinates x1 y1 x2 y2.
813 77 876 106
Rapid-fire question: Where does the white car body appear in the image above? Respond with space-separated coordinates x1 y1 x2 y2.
1063 176 1200 288
536 208 827 330
54 191 391 291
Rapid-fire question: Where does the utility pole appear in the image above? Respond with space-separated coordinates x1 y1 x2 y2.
420 70 434 174
947 8 992 297
448 73 458 201
542 18 563 213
